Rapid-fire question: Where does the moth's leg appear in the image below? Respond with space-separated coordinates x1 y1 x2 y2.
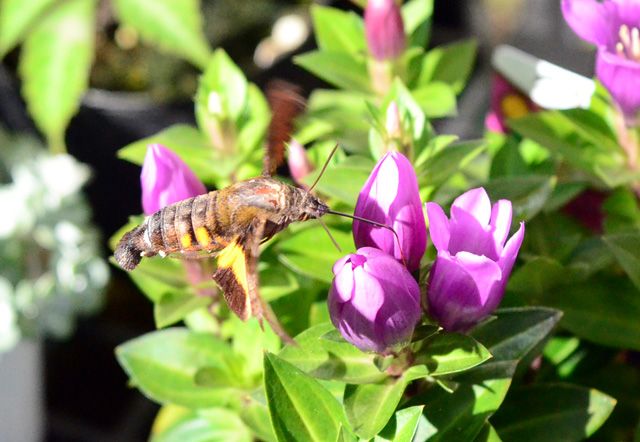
246 218 295 345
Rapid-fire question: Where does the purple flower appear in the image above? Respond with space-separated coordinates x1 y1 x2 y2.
561 0 640 124
426 188 525 332
353 152 426 272
328 247 421 353
141 144 206 215
365 0 406 61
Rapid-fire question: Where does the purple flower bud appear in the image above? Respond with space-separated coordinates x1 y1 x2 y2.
328 247 421 353
141 144 207 215
287 139 314 187
365 0 406 61
353 152 426 272
426 188 525 332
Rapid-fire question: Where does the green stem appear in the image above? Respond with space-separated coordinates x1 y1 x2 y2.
48 132 67 155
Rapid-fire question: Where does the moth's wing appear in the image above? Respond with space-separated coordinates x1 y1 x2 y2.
263 80 306 176
213 218 294 343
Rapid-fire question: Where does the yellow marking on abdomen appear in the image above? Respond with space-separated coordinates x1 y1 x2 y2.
180 233 192 249
195 226 212 246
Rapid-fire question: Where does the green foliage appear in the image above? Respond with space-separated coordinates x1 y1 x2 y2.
19 0 94 153
112 0 211 69
106 1 640 440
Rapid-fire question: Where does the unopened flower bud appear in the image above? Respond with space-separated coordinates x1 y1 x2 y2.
140 144 206 215
328 247 421 353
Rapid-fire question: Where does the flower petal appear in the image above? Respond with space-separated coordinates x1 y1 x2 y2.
448 208 499 260
455 251 503 305
596 48 640 124
451 187 492 226
561 0 610 46
498 221 526 278
426 202 450 252
490 199 513 251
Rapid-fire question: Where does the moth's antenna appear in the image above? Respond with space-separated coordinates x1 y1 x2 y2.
308 143 340 192
318 219 342 252
326 210 407 268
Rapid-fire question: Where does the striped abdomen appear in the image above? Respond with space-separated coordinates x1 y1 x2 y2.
115 191 231 270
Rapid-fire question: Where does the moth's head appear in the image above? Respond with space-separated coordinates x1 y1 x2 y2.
299 191 329 221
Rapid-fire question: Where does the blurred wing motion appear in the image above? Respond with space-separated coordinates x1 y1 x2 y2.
264 79 306 176
492 44 595 110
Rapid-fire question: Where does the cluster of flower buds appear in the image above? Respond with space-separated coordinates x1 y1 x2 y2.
329 152 525 353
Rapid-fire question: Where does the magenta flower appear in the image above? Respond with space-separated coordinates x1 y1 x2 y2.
485 74 537 133
426 188 525 332
353 152 426 272
561 0 640 124
328 247 421 353
141 144 207 215
287 139 314 187
365 0 406 61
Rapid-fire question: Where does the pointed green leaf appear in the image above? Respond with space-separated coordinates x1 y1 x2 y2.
154 292 212 329
264 352 346 442
117 124 219 184
0 0 56 57
411 82 457 118
603 232 640 291
414 332 492 376
116 328 245 408
472 423 503 442
112 0 211 69
295 51 370 93
417 39 477 94
279 323 386 384
311 5 365 54
344 367 427 440
402 0 434 48
374 406 424 442
482 175 556 221
153 408 252 442
239 399 277 442
492 383 616 441
412 361 516 441
19 0 94 152
471 307 563 367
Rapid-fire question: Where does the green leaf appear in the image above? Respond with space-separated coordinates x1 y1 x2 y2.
112 0 211 69
471 307 562 364
344 367 429 439
472 423 503 442
264 352 346 442
19 0 94 152
153 408 252 442
411 82 457 118
482 175 556 221
222 316 280 380
374 406 424 442
414 332 492 376
195 48 249 125
603 232 640 291
295 51 371 93
402 0 434 48
417 39 477 94
492 384 616 441
154 292 212 329
0 0 55 57
304 155 375 206
117 124 220 184
279 323 386 384
239 400 277 442
418 140 485 189
116 328 246 408
519 277 640 350
411 361 516 441
311 5 365 54
277 225 354 283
